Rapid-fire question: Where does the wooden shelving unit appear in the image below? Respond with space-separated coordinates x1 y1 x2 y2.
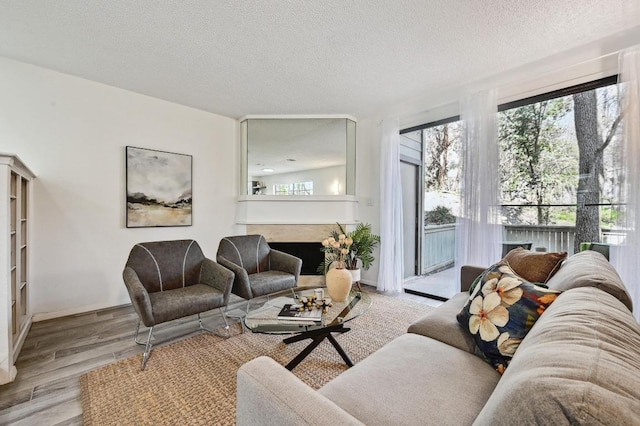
1 154 35 385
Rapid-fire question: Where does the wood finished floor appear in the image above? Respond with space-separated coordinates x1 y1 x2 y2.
0 287 441 425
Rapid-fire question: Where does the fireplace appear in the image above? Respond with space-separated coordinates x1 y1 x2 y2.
270 242 324 275
246 223 343 286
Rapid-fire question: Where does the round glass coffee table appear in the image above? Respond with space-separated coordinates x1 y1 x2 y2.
244 287 372 370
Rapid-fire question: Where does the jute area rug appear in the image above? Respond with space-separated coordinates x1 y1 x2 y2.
80 292 433 425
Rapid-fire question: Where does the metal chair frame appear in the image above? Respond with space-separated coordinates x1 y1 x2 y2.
226 287 298 335
224 300 253 334
134 307 230 370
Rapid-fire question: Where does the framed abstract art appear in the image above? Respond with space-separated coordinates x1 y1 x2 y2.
126 146 192 227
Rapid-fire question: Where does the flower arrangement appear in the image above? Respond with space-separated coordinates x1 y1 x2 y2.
317 223 381 274
320 233 353 270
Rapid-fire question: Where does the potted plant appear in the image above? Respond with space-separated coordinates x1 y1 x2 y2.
318 222 381 280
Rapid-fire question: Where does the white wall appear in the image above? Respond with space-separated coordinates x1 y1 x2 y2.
393 29 640 129
352 117 381 285
0 57 238 320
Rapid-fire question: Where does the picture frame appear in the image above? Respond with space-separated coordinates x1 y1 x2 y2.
126 146 193 228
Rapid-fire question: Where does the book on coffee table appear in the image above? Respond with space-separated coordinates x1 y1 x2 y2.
277 304 322 322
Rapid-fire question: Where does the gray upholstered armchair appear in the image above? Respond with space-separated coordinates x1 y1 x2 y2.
123 239 234 369
216 235 302 301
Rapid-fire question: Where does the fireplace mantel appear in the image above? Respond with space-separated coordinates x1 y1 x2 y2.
246 224 340 243
236 195 359 226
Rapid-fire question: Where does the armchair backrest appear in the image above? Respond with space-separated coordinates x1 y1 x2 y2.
217 235 271 274
125 239 205 293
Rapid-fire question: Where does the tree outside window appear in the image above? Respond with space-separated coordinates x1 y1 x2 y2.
420 78 623 254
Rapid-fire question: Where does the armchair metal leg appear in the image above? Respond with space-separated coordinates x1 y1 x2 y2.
133 309 231 371
134 320 144 345
198 311 231 338
220 307 230 337
224 300 250 334
133 321 154 370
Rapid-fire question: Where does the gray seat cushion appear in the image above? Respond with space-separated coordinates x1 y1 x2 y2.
319 333 501 426
249 271 297 298
148 284 225 324
474 287 640 425
408 292 483 357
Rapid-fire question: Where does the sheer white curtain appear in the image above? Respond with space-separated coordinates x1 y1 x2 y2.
377 117 404 293
611 46 640 322
455 90 502 279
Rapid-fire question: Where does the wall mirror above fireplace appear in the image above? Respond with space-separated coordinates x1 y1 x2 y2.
240 116 356 196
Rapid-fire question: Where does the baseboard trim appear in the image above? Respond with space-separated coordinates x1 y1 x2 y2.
0 364 17 385
32 301 131 322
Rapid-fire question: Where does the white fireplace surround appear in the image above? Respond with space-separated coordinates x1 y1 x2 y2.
246 222 358 287
236 195 359 226
238 195 360 286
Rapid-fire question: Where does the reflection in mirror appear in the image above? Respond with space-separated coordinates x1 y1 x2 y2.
241 117 356 196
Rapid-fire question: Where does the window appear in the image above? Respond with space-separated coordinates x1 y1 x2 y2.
498 77 623 253
273 182 313 195
403 75 623 254
402 118 462 221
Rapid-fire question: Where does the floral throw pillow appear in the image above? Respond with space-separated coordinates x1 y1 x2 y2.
456 262 561 373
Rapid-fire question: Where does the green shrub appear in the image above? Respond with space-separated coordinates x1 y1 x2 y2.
425 206 456 225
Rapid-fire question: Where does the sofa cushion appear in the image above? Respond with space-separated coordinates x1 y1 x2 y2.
545 250 633 311
474 287 640 425
408 292 483 356
502 247 567 283
319 333 500 426
457 262 561 373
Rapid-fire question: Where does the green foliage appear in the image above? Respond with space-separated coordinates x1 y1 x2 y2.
424 122 461 193
551 209 575 224
600 206 620 227
499 97 577 225
317 222 381 274
425 206 456 225
537 206 619 228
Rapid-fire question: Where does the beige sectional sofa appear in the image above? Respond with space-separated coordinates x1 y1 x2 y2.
236 251 640 425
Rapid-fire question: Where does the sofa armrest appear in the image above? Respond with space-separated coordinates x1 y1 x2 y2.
269 249 302 280
123 267 154 326
460 265 486 292
200 258 235 305
408 292 482 356
237 356 364 426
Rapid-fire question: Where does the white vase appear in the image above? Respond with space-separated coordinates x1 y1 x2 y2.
326 267 352 302
348 268 361 283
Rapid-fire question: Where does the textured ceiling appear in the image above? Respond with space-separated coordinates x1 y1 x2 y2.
1 1 639 119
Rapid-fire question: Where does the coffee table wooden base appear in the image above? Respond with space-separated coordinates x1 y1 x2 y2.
283 323 354 371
